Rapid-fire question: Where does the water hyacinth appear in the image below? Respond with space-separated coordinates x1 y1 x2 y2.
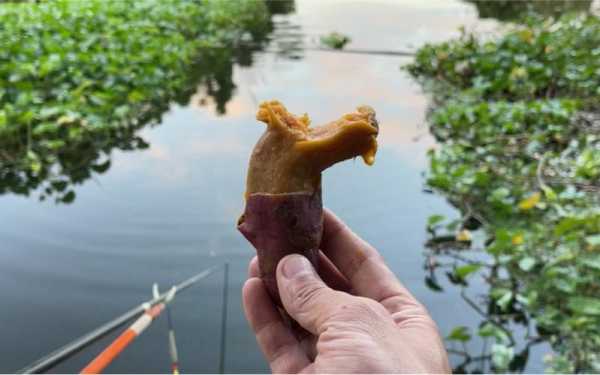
0 0 270 203
407 12 600 373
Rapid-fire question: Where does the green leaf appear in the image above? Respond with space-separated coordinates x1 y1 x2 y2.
30 160 42 174
515 293 530 307
127 90 144 103
32 122 57 136
320 32 351 49
478 322 495 337
427 214 445 227
19 110 35 124
496 290 513 311
568 297 600 315
114 105 130 119
542 185 557 201
478 322 510 343
91 160 111 174
554 217 582 236
39 107 62 119
509 347 529 373
490 187 510 201
61 191 76 204
585 234 600 247
447 326 471 342
454 264 481 279
51 180 68 192
491 344 514 370
580 257 600 271
518 257 536 271
552 278 576 293
445 219 461 231
0 110 7 129
425 275 443 292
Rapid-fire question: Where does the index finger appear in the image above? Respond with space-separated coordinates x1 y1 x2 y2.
320 209 426 318
242 278 311 372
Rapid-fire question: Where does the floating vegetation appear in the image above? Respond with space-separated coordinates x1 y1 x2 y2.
0 0 270 203
407 12 600 373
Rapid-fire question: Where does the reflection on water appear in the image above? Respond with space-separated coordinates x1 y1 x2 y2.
0 0 565 373
265 0 295 16
466 0 593 21
0 1 277 204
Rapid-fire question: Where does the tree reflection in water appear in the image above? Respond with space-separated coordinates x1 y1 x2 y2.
466 0 592 22
0 0 297 204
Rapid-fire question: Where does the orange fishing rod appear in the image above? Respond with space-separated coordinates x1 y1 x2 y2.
80 287 176 375
18 266 221 374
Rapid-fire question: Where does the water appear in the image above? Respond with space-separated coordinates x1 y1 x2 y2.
0 0 551 372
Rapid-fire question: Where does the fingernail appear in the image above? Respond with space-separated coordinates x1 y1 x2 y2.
282 255 313 279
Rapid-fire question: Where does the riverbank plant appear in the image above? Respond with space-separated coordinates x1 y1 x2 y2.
406 12 600 373
0 0 269 202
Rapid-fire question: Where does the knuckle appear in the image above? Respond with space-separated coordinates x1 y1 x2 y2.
332 297 388 323
421 315 441 331
290 275 327 312
389 300 438 329
320 297 392 340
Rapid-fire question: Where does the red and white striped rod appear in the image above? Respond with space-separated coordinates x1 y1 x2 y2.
166 307 180 375
80 287 176 374
80 303 165 374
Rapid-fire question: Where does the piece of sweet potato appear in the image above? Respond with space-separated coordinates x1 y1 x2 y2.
238 100 378 304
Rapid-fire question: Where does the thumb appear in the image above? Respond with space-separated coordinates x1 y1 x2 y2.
276 254 349 335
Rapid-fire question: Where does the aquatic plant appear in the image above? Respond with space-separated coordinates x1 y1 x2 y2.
320 32 351 50
466 0 593 22
0 0 270 202
407 12 600 373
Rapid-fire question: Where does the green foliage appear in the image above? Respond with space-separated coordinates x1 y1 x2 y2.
454 264 481 280
0 0 270 202
407 12 600 373
406 14 600 103
320 32 351 50
466 0 593 23
447 326 472 342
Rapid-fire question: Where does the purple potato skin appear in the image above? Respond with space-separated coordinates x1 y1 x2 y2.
237 189 323 305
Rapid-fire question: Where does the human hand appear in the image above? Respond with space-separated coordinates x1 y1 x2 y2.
242 209 451 373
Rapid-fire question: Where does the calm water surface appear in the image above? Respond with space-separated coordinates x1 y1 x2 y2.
0 1 546 372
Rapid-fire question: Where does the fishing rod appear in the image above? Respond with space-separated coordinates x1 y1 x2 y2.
18 265 221 374
300 46 415 57
165 302 180 375
218 263 229 374
79 287 176 374
207 40 417 57
249 46 416 57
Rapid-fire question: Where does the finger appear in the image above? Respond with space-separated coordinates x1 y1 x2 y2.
299 334 318 361
250 253 351 292
317 251 351 292
248 256 259 278
243 278 311 373
276 254 354 335
277 310 318 362
321 209 428 320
